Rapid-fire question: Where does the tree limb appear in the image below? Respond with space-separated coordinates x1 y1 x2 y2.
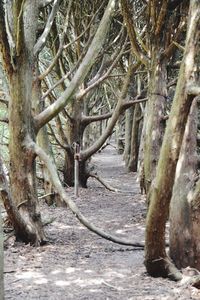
34 0 61 56
81 112 112 127
89 173 118 192
155 1 168 36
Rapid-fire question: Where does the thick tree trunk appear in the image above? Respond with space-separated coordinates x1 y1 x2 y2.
170 100 200 269
7 2 45 245
145 0 199 278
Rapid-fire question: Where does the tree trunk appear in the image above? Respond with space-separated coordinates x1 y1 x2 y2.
63 100 89 187
7 2 45 245
145 0 199 278
0 204 4 300
169 99 200 269
128 103 141 171
144 54 167 193
116 114 125 154
123 107 134 167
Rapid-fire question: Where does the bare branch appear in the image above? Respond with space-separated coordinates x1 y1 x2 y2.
155 1 168 36
122 97 148 110
81 112 112 126
34 0 61 56
48 123 69 150
89 173 118 192
172 41 185 52
38 0 73 80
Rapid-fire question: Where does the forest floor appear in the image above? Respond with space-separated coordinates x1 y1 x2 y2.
3 144 200 299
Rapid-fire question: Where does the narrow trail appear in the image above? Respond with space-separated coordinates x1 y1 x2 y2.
3 145 198 299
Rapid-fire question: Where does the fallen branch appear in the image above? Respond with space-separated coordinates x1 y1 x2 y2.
30 140 144 248
89 172 118 192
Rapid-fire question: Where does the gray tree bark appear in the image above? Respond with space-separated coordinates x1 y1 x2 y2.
0 204 4 300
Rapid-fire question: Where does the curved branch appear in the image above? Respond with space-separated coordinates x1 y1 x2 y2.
38 0 72 80
30 140 144 248
122 97 148 110
34 0 61 56
89 172 118 192
81 112 112 127
155 1 168 36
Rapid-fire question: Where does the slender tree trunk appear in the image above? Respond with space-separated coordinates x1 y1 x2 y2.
123 107 134 166
145 0 200 278
116 114 125 154
128 103 141 171
0 204 4 300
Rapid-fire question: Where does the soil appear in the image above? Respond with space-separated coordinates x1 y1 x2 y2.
3 144 200 299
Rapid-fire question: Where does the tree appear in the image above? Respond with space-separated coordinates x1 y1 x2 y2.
145 0 200 279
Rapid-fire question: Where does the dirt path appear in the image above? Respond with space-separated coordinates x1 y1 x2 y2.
3 145 200 299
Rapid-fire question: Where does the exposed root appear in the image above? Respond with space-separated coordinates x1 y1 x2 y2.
32 141 144 249
89 172 118 192
145 255 183 281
